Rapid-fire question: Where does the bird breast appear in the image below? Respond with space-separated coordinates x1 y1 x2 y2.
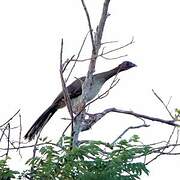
70 79 104 110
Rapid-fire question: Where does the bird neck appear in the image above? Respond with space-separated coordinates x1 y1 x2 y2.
101 66 122 82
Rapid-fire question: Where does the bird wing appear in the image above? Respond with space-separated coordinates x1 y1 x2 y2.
67 76 85 99
52 76 85 106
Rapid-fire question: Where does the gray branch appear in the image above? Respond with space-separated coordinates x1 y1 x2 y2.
71 0 112 147
111 124 150 146
81 108 179 131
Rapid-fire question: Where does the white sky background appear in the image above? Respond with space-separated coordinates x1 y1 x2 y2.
0 0 180 179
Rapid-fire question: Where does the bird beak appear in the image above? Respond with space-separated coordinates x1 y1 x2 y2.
132 63 137 67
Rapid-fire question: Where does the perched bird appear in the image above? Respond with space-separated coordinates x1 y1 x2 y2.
24 61 136 141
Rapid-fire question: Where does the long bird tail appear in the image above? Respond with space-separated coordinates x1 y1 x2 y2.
24 104 58 141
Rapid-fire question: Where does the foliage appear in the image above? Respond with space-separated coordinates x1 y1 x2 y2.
17 135 150 180
0 157 19 179
175 108 180 120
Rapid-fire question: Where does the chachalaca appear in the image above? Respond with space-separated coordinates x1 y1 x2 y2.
24 61 136 140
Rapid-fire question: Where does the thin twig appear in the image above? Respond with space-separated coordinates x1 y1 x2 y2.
149 127 179 164
62 55 75 73
169 129 179 153
0 126 16 149
70 37 134 62
59 39 74 119
61 122 72 138
6 123 10 158
0 125 8 142
81 0 95 53
101 54 128 60
18 113 22 157
59 39 74 148
0 141 62 151
152 89 174 120
65 31 90 82
30 132 41 179
101 37 134 57
101 40 118 45
111 124 150 146
0 109 20 128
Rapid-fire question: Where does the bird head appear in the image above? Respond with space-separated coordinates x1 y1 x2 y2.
118 61 137 71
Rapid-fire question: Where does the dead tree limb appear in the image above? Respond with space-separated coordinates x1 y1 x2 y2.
59 39 74 148
81 108 179 131
69 0 112 147
0 109 20 128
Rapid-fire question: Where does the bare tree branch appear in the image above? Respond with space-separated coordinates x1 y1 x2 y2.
59 39 74 120
18 113 22 157
6 123 10 158
101 54 128 60
70 37 134 62
0 141 62 151
0 109 20 128
152 89 175 120
70 0 112 147
111 124 150 146
101 40 118 45
81 108 179 132
101 37 134 57
59 39 74 148
94 0 111 52
146 127 179 165
0 124 17 150
65 31 90 82
62 55 75 73
82 0 112 102
81 0 95 53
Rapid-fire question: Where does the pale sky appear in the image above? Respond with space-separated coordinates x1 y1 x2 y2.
0 0 180 179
